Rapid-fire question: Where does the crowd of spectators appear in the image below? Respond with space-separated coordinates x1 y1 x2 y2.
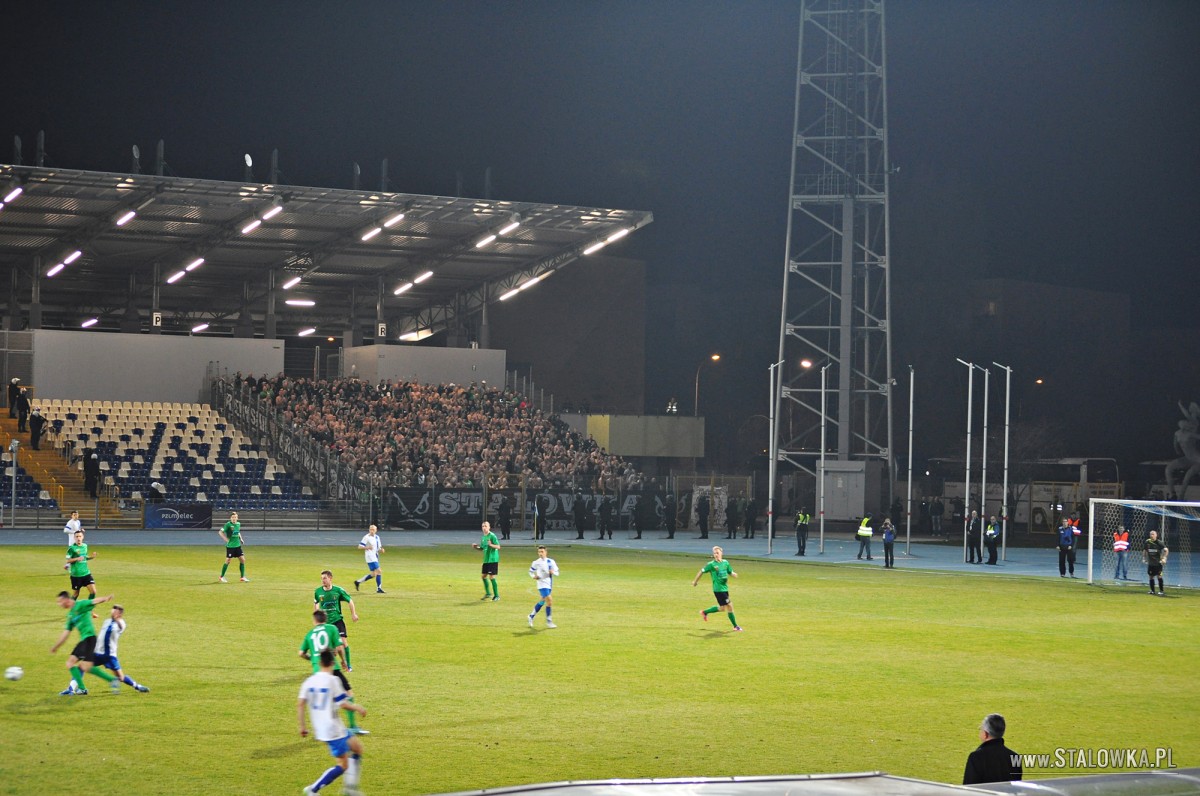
234 374 634 490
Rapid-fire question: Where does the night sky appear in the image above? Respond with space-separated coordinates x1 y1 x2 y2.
6 1 1199 470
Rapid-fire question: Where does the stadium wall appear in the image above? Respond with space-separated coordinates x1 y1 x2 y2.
30 330 283 402
342 344 505 386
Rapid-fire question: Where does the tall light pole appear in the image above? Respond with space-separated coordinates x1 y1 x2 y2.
980 366 990 519
693 353 721 417
767 358 786 556
819 363 830 554
906 364 914 555
955 358 975 562
993 361 1013 561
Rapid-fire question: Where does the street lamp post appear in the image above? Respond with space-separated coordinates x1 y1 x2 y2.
767 359 785 556
993 361 1013 561
955 358 975 562
819 363 829 554
906 365 914 556
693 353 721 417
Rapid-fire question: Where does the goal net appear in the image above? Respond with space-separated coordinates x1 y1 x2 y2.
1088 498 1198 589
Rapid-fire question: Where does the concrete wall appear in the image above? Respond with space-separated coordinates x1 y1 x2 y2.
30 331 283 403
587 414 703 457
343 344 505 387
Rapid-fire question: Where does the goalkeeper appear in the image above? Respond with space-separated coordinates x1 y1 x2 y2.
1143 529 1168 595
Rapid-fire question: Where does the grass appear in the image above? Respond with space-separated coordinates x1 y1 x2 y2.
0 543 1196 795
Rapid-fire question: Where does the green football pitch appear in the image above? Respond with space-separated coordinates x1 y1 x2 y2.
0 544 1196 795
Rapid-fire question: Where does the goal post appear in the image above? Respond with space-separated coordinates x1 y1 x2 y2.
1088 498 1198 589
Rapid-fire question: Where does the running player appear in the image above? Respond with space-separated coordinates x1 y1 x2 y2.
298 649 366 796
50 591 119 695
218 511 249 582
314 570 359 671
473 520 501 601
352 524 385 594
692 545 742 631
92 604 151 693
527 545 560 628
65 530 97 599
300 609 366 735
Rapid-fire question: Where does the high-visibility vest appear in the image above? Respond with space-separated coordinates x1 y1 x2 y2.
1113 531 1129 552
857 517 873 537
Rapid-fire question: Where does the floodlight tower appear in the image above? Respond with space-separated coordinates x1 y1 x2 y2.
771 0 894 520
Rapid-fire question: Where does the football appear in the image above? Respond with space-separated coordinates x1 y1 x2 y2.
4 666 23 681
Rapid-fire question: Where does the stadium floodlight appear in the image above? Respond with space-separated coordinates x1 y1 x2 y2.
2 185 22 203
393 282 414 295
413 270 433 284
361 226 383 241
81 318 99 328
166 270 186 284
260 199 284 221
114 210 137 227
582 239 607 255
281 276 302 290
185 257 205 271
606 227 630 243
63 250 83 265
475 233 497 248
297 328 316 337
499 287 520 301
46 263 66 277
498 220 520 236
285 299 316 307
399 328 433 342
191 323 209 333
241 218 262 235
382 212 405 228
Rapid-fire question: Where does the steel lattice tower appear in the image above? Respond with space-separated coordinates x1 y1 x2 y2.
772 0 894 493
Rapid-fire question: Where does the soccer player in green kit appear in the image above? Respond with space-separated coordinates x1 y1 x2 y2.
65 530 97 599
51 591 119 695
692 545 742 631
473 520 501 600
218 511 249 582
314 570 359 670
300 609 367 736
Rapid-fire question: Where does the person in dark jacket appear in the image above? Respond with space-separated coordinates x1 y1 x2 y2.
496 495 512 540
742 497 757 539
963 713 1022 785
631 494 644 539
596 495 612 539
7 378 20 418
724 498 740 540
966 510 983 564
83 451 101 498
572 492 588 540
29 408 47 450
696 494 710 539
664 493 677 539
14 387 31 432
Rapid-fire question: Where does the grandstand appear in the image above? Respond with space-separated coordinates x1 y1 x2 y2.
44 399 314 511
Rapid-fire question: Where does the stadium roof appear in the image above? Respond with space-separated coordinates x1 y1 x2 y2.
0 164 652 340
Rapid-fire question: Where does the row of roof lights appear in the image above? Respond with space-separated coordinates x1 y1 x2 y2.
583 227 630 256
0 181 24 215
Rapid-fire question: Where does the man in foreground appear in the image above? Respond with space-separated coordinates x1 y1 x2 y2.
962 712 1022 785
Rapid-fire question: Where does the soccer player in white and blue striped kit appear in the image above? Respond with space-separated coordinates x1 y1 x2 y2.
353 524 385 594
299 649 367 795
91 604 150 693
527 546 559 629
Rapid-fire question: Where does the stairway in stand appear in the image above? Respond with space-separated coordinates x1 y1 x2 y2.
0 416 131 525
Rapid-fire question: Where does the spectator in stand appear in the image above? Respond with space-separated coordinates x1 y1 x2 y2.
239 374 636 494
29 407 46 450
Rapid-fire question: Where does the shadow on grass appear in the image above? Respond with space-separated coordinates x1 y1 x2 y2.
249 740 308 760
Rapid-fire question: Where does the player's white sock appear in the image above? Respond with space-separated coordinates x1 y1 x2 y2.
346 755 362 786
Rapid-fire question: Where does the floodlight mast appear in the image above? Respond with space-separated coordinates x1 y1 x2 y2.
773 0 894 520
